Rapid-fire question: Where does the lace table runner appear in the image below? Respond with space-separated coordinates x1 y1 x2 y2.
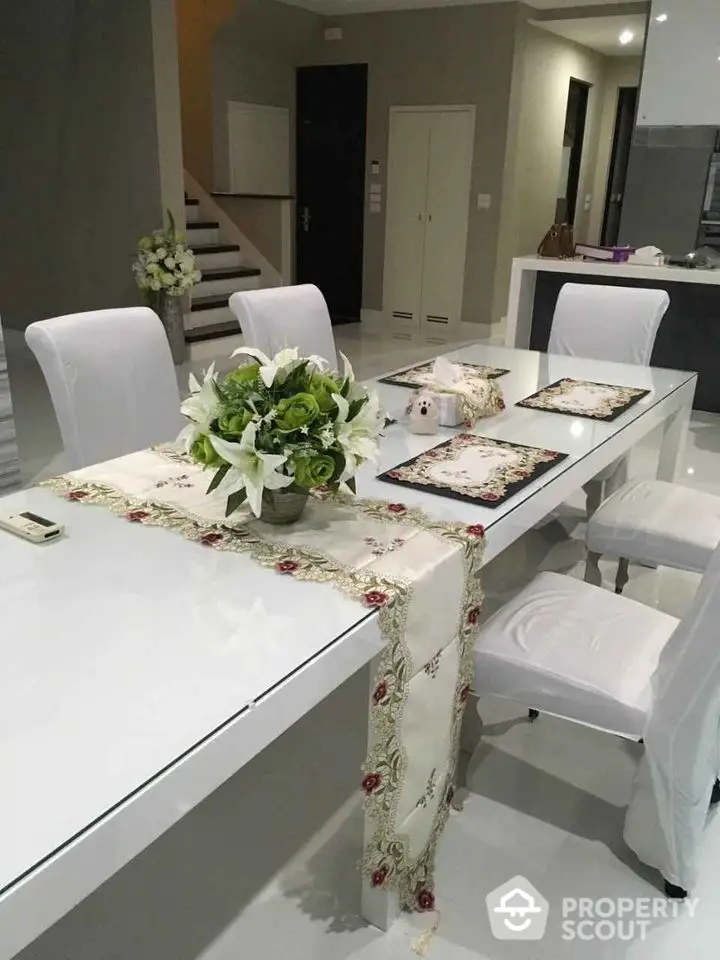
380 360 509 390
517 378 650 422
41 448 485 911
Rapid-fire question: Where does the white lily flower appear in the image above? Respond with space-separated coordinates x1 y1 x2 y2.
210 422 293 518
177 363 218 452
332 390 383 480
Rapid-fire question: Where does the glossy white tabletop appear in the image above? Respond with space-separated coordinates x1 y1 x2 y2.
0 343 695 896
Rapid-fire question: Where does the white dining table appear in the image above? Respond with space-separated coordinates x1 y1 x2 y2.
0 343 696 958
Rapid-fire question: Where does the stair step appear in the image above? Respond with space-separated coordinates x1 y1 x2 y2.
200 265 260 281
185 198 199 206
192 242 240 254
187 221 219 230
191 294 232 312
185 321 240 344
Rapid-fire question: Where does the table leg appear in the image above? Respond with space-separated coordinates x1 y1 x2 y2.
360 654 401 931
657 396 692 483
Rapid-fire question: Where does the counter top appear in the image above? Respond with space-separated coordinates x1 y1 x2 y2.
512 255 720 287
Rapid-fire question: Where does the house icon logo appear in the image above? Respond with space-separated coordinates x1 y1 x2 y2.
486 876 549 940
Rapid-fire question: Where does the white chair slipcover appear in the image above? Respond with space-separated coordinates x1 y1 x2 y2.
586 480 720 592
26 308 183 470
472 546 720 893
548 283 670 521
229 284 338 372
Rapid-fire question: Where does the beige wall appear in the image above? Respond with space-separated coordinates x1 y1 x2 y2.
587 56 642 243
214 196 286 273
302 3 520 325
492 21 617 326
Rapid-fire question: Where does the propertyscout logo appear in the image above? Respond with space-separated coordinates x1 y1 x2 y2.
486 877 699 942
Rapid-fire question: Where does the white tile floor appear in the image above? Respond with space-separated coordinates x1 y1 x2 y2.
6 325 720 959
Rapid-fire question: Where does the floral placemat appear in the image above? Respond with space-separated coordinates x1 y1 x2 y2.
516 378 650 422
378 434 567 507
380 361 509 390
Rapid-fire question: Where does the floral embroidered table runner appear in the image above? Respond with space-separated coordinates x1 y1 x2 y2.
517 378 650 422
41 447 485 911
380 360 509 390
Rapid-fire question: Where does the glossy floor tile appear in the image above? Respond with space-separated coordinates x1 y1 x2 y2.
8 324 720 959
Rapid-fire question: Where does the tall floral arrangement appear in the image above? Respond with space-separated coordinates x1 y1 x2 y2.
179 347 384 518
133 210 201 306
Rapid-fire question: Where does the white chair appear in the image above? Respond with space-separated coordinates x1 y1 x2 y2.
229 284 338 371
26 307 183 470
471 547 720 897
585 480 720 593
548 283 670 520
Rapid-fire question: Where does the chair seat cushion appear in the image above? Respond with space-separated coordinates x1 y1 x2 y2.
473 572 678 738
587 480 720 573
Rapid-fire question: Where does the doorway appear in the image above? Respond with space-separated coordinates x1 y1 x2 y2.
601 86 638 246
296 64 368 325
556 79 590 226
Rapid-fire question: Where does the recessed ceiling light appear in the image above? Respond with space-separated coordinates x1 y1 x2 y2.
655 13 668 23
619 29 635 45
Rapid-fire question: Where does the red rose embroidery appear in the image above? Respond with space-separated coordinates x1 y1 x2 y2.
315 484 330 494
126 510 149 523
276 560 299 574
371 866 389 887
417 889 436 912
460 684 471 702
66 490 88 501
463 419 472 428
467 607 480 626
498 398 506 411
466 524 485 537
372 681 388 705
387 503 407 514
387 470 403 479
362 772 382 794
364 591 389 608
481 492 501 502
200 532 224 547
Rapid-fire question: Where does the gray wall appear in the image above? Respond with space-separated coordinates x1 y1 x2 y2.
0 319 21 491
0 0 163 330
302 3 519 325
213 0 321 192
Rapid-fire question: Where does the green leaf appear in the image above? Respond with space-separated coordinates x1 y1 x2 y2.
339 377 351 399
225 488 248 517
346 476 357 494
206 462 230 495
347 397 366 421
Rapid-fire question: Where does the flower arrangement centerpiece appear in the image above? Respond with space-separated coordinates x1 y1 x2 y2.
133 210 202 365
179 347 384 524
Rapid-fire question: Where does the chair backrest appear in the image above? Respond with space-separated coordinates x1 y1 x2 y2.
229 284 338 372
26 308 183 470
548 283 669 365
624 541 720 888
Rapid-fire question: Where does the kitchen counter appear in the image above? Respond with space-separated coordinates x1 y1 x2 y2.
505 255 720 412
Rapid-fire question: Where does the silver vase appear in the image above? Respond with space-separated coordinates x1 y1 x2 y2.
157 294 187 365
260 489 308 525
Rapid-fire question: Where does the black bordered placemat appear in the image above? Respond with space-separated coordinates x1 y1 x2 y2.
377 434 567 508
379 361 510 390
516 378 650 423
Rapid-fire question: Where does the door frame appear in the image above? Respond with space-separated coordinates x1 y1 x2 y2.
600 85 638 246
384 104 476 339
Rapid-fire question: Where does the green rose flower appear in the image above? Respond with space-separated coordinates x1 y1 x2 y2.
294 454 336 489
190 434 222 468
308 373 341 413
227 363 260 385
217 409 254 436
275 392 320 432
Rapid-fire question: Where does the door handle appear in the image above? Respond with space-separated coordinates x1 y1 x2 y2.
301 207 311 233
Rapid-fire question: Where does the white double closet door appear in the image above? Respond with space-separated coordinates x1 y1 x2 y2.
383 106 475 337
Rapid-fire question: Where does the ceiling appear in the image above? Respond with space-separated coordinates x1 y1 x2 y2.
533 12 647 55
281 0 639 14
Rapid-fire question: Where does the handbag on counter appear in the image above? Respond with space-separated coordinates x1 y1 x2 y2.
538 222 575 259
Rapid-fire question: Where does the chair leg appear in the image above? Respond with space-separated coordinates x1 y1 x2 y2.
711 779 720 807
664 879 688 900
584 551 603 587
528 709 540 722
452 694 484 811
584 480 604 522
615 558 631 595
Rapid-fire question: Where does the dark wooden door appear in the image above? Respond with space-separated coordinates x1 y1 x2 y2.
601 86 638 246
296 64 368 324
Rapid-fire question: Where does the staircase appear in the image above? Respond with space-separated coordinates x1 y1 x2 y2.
184 194 262 344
